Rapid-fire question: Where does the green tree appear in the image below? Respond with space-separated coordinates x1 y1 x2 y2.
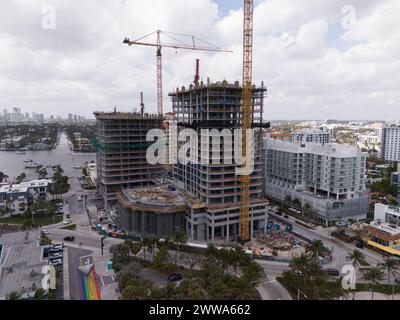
173 230 187 266
241 260 265 285
0 171 8 183
346 249 367 299
153 245 170 269
383 257 399 297
305 240 325 263
16 172 26 183
34 288 46 300
6 291 21 300
363 267 385 300
141 236 152 263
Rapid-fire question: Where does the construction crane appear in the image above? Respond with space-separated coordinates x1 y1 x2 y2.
240 0 254 242
123 30 232 115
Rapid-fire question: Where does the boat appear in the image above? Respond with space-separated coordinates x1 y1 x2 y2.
23 159 33 163
25 162 40 169
74 165 82 169
16 151 26 155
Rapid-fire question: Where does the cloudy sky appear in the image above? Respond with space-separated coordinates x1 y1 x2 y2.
0 0 399 120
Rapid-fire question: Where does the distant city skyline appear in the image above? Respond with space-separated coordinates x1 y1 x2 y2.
0 0 399 119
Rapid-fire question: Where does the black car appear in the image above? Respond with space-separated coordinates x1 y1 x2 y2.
63 236 75 242
326 268 340 277
168 274 183 282
355 241 364 249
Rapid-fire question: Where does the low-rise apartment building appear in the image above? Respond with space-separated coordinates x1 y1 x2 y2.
0 179 52 216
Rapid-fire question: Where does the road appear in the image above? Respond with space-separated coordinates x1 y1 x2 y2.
67 247 92 300
256 260 292 300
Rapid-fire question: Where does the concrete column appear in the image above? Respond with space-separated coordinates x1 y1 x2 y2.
206 225 209 241
211 226 215 242
250 219 254 239
221 225 224 238
226 224 230 242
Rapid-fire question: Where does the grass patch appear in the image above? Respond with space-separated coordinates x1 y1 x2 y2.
0 215 63 226
61 224 76 231
356 283 400 295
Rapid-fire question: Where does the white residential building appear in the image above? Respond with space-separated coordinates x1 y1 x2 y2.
381 126 400 161
0 180 53 216
374 203 400 227
292 127 331 144
264 139 368 226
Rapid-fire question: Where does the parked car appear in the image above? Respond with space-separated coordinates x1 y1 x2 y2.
50 244 64 252
63 236 75 242
168 274 183 282
395 277 400 284
327 268 340 277
77 196 82 202
50 252 63 259
355 241 364 249
41 229 49 236
49 258 63 266
284 215 289 219
63 219 72 225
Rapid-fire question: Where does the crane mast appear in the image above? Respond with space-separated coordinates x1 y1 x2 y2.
240 0 254 242
156 30 163 115
123 31 232 116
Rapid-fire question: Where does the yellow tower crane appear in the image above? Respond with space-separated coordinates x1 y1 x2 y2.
123 30 232 115
240 0 254 242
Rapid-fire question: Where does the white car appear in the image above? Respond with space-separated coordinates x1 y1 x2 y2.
41 229 49 235
50 252 63 259
77 196 82 202
63 219 72 225
49 258 63 266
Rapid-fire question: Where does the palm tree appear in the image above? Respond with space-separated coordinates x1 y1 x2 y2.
363 267 385 300
141 236 152 263
383 257 398 298
332 277 350 300
346 249 367 299
305 240 325 263
173 230 187 266
241 261 265 285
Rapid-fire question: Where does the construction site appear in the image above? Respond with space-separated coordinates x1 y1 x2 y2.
95 0 273 244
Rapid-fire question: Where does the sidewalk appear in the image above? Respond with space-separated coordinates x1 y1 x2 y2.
344 292 400 300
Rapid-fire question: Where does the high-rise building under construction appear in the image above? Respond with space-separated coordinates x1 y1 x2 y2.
170 80 268 242
94 111 165 205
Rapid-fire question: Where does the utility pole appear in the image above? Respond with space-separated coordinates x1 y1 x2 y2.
101 235 107 255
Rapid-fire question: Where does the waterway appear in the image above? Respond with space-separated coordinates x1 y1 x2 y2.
0 133 96 180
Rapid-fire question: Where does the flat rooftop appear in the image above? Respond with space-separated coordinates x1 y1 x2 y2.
368 221 400 236
0 179 52 194
0 231 46 299
265 138 366 157
93 111 163 120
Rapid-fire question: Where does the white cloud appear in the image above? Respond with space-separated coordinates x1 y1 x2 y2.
0 0 399 120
